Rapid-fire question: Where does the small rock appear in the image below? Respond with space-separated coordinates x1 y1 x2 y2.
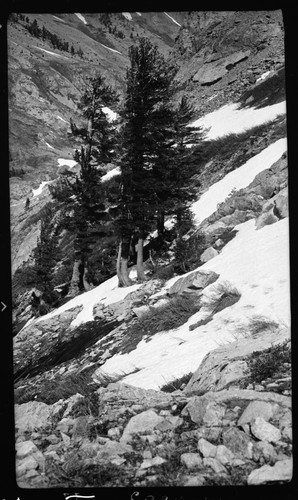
222 428 253 459
121 409 164 443
60 431 71 447
203 457 228 474
200 247 219 263
247 458 293 485
252 441 277 464
140 456 167 469
183 476 206 486
142 449 152 459
107 427 121 439
250 417 281 443
215 445 235 465
197 438 217 458
181 453 202 470
255 384 265 391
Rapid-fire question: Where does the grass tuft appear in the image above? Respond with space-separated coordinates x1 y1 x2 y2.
160 372 193 393
204 281 241 314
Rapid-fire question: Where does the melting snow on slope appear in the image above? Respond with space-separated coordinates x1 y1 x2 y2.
191 100 286 140
32 181 52 197
57 115 68 124
164 12 181 27
35 270 142 328
75 13 87 25
52 15 65 23
102 107 118 122
192 137 287 224
256 71 272 83
100 43 122 55
101 167 121 182
122 12 132 21
57 158 77 168
98 217 290 390
34 46 68 59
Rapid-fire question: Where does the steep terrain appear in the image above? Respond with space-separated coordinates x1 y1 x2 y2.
9 10 292 490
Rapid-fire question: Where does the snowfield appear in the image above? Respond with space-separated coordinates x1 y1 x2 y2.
191 100 286 140
102 107 118 122
57 158 77 169
192 137 287 224
97 217 290 390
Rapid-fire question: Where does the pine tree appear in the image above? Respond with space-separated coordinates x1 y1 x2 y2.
62 75 119 297
118 37 177 285
32 203 60 304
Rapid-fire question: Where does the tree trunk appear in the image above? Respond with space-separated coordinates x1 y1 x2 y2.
82 265 92 291
67 258 82 297
157 209 165 240
136 238 146 282
117 239 133 287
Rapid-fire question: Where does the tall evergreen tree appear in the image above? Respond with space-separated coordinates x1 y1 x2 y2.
59 75 119 297
117 37 177 285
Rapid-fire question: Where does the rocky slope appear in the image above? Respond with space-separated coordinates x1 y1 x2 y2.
8 9 292 491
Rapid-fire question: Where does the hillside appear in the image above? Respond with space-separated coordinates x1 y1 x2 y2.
7 10 292 492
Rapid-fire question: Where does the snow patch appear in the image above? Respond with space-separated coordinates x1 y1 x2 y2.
75 13 87 25
34 46 68 58
57 115 68 124
192 138 287 224
32 181 51 197
57 158 77 169
99 43 122 55
98 218 290 390
164 12 181 27
101 167 121 182
52 15 65 23
256 71 272 83
136 12 142 16
102 106 118 122
35 270 141 327
45 142 54 149
122 12 132 21
191 100 286 140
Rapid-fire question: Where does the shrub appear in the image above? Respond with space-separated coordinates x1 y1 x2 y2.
204 281 241 314
173 231 206 274
234 315 281 340
246 339 291 384
119 295 201 354
160 372 193 393
14 369 97 405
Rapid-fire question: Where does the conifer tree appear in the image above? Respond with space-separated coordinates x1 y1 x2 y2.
118 37 177 285
64 75 119 297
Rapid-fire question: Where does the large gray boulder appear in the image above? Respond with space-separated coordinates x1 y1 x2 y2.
167 269 219 296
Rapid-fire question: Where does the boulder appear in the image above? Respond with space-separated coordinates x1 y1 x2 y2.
181 396 225 426
250 417 281 443
121 409 164 443
252 441 277 464
15 401 52 433
247 458 292 485
197 438 217 458
140 456 167 469
215 445 236 465
255 210 279 230
202 457 228 474
238 400 279 427
200 247 219 262
180 453 203 470
167 269 219 296
222 428 253 459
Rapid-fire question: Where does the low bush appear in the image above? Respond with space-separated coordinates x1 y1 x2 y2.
246 339 291 384
119 295 201 354
15 369 97 405
234 315 281 340
173 231 206 274
204 281 241 314
160 372 193 393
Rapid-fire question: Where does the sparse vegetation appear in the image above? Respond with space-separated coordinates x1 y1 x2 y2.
173 231 206 274
233 315 281 340
204 281 241 314
244 339 291 385
160 372 193 392
14 369 97 405
119 295 201 354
